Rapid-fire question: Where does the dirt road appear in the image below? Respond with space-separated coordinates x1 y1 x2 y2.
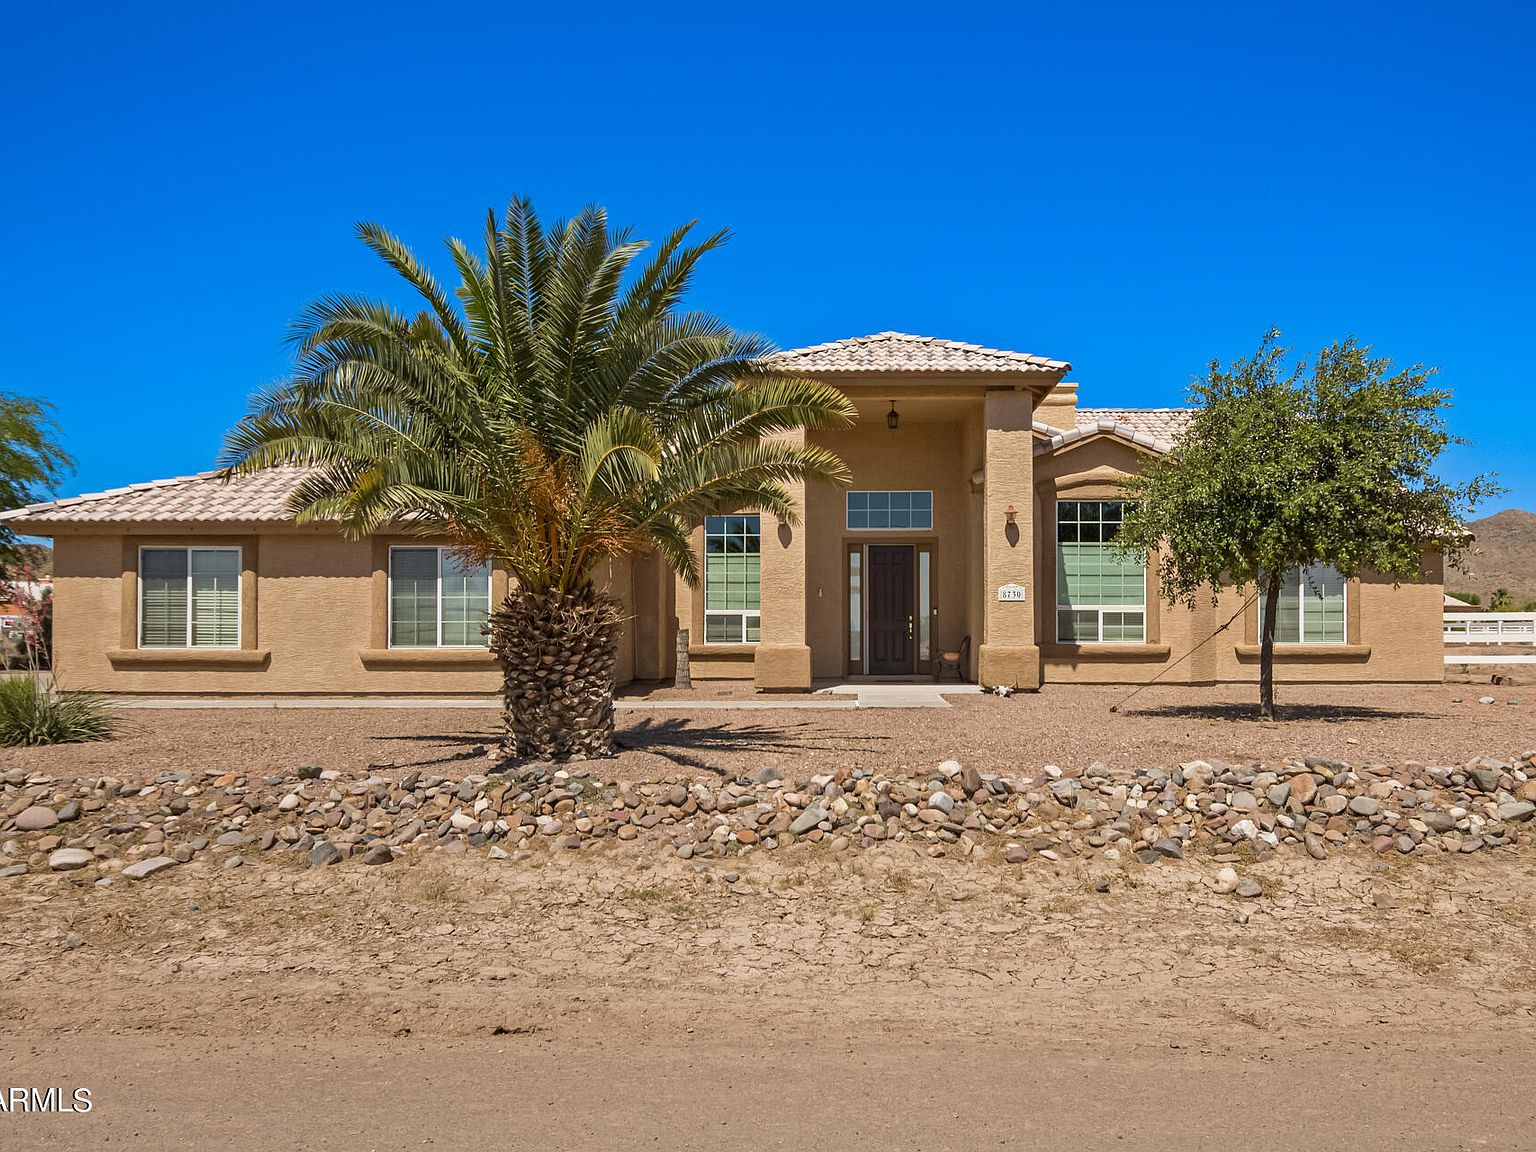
8 1026 1533 1151
3 843 1534 1150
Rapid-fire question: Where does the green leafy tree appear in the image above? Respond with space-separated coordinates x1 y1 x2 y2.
1489 587 1514 611
1115 330 1496 719
0 395 72 580
222 197 854 759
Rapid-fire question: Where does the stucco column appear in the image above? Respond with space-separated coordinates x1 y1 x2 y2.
754 429 812 690
978 389 1041 689
630 550 674 682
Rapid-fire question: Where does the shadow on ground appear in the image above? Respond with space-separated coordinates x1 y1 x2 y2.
1124 702 1441 722
366 717 891 773
617 716 890 769
371 730 500 769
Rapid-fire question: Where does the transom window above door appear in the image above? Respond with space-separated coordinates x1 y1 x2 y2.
389 547 492 648
846 491 933 530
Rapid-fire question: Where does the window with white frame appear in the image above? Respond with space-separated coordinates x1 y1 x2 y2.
139 547 241 648
1261 564 1347 643
846 491 933 530
1055 500 1146 642
704 515 760 643
389 547 492 648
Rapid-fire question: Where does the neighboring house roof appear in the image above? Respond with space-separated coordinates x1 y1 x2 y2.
0 467 313 527
1034 407 1192 456
770 332 1070 375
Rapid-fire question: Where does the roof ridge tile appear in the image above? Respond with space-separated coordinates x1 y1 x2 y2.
769 331 1069 373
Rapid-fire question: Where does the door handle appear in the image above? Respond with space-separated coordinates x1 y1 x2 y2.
907 614 913 639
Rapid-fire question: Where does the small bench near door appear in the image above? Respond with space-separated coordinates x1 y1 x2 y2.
934 635 971 682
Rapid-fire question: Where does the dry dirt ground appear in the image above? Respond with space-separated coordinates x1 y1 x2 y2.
1 682 1530 782
3 683 1535 1150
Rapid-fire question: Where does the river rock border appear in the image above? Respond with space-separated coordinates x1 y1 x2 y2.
4 750 1535 883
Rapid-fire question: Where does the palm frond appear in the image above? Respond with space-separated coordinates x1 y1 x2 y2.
221 196 852 594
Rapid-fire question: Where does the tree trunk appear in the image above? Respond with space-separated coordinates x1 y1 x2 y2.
489 583 624 762
674 627 691 690
1259 573 1282 721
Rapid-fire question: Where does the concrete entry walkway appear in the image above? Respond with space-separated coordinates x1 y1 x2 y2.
819 681 984 709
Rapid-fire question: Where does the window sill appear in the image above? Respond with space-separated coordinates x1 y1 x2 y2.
359 648 498 669
108 648 270 669
1041 643 1171 661
1234 644 1371 662
689 643 758 658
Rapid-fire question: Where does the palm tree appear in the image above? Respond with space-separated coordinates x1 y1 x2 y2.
221 197 854 760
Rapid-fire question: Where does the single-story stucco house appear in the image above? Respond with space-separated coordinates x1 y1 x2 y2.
0 332 1445 696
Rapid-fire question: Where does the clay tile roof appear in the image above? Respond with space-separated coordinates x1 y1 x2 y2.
1034 408 1193 457
0 466 316 527
768 332 1069 375
1075 407 1192 444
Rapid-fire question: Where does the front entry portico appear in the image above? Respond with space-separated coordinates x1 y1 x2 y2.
734 334 1059 692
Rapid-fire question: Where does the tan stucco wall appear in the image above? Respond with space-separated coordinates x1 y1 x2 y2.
977 390 1040 689
1209 552 1445 685
627 551 673 682
753 429 811 689
50 530 640 696
47 415 1444 695
1035 381 1079 431
1033 435 1446 685
961 410 985 680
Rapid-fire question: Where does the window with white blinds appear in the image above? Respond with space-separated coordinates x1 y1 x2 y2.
389 547 492 648
139 547 241 648
1260 564 1348 643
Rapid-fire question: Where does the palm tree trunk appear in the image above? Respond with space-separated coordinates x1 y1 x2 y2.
1259 573 1282 721
489 583 624 761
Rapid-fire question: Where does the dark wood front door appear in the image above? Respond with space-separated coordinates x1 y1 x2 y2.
867 545 915 674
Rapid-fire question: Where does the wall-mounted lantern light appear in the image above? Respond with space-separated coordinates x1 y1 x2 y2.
1004 505 1017 524
886 400 899 430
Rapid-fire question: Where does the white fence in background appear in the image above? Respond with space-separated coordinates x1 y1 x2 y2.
1444 612 1536 645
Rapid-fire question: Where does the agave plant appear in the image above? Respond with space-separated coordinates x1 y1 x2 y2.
222 197 854 759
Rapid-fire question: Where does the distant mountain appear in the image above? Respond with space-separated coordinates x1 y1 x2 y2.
3 542 51 580
1451 509 1536 606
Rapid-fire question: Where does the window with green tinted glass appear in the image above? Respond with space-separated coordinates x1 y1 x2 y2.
1260 564 1347 643
139 547 240 648
389 547 491 647
704 515 760 643
1055 500 1145 643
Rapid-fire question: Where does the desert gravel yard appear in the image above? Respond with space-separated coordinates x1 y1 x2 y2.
1 682 1529 782
3 680 1536 1151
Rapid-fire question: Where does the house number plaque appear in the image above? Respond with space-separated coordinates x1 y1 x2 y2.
996 583 1027 602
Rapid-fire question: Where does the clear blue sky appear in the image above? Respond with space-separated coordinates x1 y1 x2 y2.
4 1 1532 512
